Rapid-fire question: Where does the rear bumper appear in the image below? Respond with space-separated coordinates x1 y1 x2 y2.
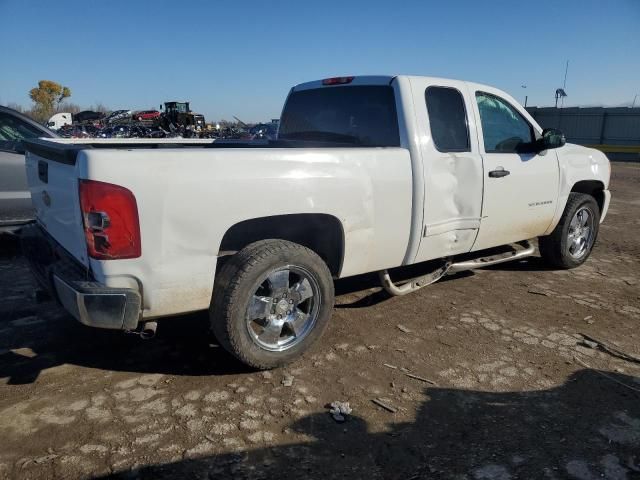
20 223 141 330
0 199 35 233
0 221 32 234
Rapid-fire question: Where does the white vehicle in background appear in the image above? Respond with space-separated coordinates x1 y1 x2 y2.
46 113 72 131
22 75 611 369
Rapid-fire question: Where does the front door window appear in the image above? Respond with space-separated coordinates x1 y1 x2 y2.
475 92 534 153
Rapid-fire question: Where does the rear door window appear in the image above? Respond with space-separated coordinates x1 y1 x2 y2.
279 86 400 146
425 86 470 152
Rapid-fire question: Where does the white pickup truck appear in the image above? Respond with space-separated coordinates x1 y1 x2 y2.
22 75 611 369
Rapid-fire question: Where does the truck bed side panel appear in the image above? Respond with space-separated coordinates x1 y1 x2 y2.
79 147 412 318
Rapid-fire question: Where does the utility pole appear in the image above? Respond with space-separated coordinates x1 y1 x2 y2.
521 85 527 107
555 88 567 108
633 94 638 108
554 61 569 108
561 60 569 108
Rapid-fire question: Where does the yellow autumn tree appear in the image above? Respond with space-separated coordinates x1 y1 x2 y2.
29 80 71 122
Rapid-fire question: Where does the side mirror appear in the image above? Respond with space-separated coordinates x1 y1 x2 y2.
538 128 566 151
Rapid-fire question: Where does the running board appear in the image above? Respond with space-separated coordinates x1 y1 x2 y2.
448 240 535 273
379 240 535 296
379 262 451 296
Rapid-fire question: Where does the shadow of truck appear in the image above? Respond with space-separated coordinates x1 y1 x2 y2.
97 368 640 480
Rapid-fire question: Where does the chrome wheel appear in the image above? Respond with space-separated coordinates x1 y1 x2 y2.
245 265 320 352
567 206 595 259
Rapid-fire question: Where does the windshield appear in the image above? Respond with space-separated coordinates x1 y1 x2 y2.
278 85 400 146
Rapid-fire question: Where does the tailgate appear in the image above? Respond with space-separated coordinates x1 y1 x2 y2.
24 139 89 267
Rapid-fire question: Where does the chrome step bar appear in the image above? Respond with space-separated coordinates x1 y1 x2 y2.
448 240 535 273
379 240 535 296
379 261 452 296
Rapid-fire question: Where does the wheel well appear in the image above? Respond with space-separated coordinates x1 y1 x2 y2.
571 180 605 213
218 214 345 276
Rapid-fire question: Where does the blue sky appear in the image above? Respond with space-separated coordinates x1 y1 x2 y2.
1 0 638 121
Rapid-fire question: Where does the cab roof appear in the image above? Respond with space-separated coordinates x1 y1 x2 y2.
293 75 498 94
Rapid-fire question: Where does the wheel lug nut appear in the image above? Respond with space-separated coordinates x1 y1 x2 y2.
289 299 294 304
277 314 282 319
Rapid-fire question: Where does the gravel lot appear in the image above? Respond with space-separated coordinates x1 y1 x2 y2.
1 162 639 480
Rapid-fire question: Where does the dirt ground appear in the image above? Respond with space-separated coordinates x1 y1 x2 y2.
0 162 639 480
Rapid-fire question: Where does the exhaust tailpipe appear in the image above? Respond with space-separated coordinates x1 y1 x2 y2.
140 321 157 340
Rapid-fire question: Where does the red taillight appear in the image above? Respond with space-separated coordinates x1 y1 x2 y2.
322 76 355 86
79 179 141 260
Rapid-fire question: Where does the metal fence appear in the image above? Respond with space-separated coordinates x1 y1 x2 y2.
526 107 640 161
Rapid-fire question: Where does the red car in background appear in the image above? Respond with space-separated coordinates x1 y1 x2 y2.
134 110 161 121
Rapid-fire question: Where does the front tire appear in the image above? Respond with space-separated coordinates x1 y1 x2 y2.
539 193 600 269
211 240 334 369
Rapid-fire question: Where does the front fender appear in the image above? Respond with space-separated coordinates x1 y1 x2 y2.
543 144 611 235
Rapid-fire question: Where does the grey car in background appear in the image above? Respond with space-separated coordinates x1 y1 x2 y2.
0 106 57 232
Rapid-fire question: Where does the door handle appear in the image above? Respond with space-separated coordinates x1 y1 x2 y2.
488 167 510 178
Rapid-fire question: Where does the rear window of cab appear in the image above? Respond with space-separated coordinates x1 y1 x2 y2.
279 86 400 147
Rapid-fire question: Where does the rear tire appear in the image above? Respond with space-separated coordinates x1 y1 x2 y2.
211 240 334 369
539 193 600 269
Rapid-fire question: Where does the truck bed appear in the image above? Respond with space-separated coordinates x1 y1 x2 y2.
24 137 414 319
